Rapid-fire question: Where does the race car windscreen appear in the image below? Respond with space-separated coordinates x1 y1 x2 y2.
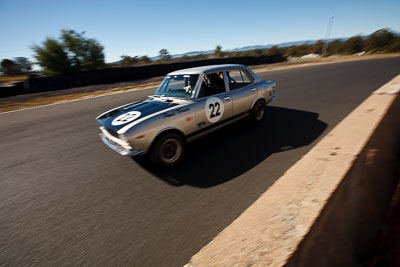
154 74 199 99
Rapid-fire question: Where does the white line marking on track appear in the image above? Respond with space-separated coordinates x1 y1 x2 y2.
0 86 157 115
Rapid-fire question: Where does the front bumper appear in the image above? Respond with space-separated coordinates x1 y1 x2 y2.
99 133 145 156
266 94 278 105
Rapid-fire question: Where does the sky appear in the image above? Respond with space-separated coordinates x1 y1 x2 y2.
0 0 399 64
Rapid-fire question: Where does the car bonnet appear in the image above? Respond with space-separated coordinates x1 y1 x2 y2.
96 99 181 132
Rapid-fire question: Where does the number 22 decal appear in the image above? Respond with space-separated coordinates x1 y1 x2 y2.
205 97 224 123
209 102 221 118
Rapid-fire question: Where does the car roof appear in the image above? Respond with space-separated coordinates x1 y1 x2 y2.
168 64 247 75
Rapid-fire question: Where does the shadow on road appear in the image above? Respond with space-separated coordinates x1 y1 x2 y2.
133 106 328 187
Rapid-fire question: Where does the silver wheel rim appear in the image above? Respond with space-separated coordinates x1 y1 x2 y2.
159 138 182 164
255 103 264 121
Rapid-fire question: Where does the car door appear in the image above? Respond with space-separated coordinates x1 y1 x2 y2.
226 68 258 116
193 71 233 129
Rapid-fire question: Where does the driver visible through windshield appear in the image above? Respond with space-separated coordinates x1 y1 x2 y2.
154 74 199 99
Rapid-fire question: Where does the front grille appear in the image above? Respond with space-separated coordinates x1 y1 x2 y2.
107 137 123 149
105 127 119 138
100 126 132 152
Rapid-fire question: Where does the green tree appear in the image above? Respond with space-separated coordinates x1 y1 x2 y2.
14 57 32 73
342 36 364 54
285 46 301 57
364 28 395 52
388 37 400 52
159 49 171 59
32 29 105 74
297 44 310 56
1 57 33 75
120 55 139 66
138 55 151 64
33 38 71 74
232 51 242 57
1 59 20 75
214 45 223 57
327 40 345 55
249 49 265 56
268 45 280 54
310 41 324 55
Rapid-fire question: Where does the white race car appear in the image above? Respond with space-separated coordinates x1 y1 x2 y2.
97 64 277 166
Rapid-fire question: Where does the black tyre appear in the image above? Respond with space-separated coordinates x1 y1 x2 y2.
250 100 266 122
150 133 185 167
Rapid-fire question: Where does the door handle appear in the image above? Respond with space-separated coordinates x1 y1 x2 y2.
224 97 231 101
250 88 256 92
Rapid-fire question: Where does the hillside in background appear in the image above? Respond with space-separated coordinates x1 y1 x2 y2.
147 38 347 61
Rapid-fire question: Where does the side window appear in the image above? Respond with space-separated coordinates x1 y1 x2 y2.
241 70 253 84
198 72 226 98
227 69 254 90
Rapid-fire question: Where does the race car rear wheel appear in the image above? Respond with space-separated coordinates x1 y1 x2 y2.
150 132 185 167
251 100 265 122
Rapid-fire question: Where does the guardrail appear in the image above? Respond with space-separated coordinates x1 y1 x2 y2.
0 54 285 98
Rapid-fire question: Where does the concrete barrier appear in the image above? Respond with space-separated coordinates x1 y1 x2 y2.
185 74 400 266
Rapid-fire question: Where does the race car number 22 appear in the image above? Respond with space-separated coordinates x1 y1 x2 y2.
205 97 224 123
209 102 221 118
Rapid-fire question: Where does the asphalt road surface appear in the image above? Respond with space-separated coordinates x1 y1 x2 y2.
1 58 399 266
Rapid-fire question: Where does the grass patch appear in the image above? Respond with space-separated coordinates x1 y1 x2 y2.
0 81 161 113
0 75 29 84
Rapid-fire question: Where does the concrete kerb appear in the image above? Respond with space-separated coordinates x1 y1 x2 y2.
185 74 400 267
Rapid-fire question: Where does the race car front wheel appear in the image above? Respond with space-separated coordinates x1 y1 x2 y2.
150 133 185 167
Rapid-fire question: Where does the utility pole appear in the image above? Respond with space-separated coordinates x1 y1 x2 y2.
322 16 335 56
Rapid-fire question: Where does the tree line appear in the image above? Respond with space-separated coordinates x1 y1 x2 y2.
1 28 399 76
116 28 400 66
279 28 399 57
1 30 105 76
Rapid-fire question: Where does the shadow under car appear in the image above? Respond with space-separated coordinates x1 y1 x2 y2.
134 106 328 187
